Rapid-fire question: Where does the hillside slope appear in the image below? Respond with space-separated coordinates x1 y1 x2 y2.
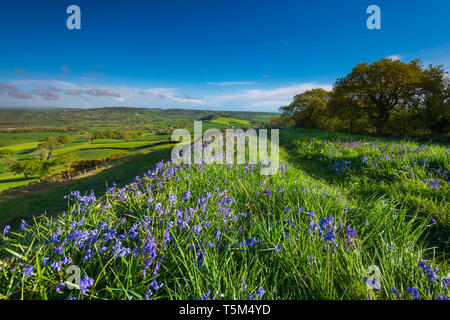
0 129 448 300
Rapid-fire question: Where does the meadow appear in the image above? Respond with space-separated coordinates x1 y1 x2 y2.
0 128 448 300
0 108 270 192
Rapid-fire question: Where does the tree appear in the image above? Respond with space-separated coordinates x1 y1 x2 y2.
265 114 285 128
328 88 365 134
38 140 58 151
82 131 93 142
332 58 423 135
56 135 72 144
418 65 450 135
280 88 331 129
9 160 51 179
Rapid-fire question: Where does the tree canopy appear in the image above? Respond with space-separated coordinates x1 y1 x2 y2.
278 58 449 139
9 159 51 179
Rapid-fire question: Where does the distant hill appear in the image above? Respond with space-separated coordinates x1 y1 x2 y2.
0 107 275 130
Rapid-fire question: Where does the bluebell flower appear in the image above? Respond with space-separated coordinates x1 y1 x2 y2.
22 265 34 279
407 287 420 300
20 220 28 232
272 245 282 254
418 261 439 284
80 275 94 295
442 278 449 291
83 249 94 263
193 225 201 236
392 288 402 299
168 193 177 203
256 288 265 299
3 225 10 235
56 282 65 293
216 229 221 242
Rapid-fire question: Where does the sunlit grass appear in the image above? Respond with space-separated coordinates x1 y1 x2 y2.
0 129 448 300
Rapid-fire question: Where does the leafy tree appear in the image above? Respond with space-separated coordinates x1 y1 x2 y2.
332 58 423 135
280 88 331 129
418 65 450 135
328 88 365 134
266 115 287 128
56 135 72 144
38 139 59 151
8 159 51 179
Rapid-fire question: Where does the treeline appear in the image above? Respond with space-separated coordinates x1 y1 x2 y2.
92 129 142 140
0 126 87 133
199 112 231 121
270 58 449 140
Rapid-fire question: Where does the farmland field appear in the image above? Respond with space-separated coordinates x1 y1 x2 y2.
0 108 271 192
0 125 448 300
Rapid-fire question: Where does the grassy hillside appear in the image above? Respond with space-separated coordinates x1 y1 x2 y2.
0 129 448 300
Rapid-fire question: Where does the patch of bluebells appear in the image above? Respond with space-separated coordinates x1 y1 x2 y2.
333 159 351 174
239 281 265 300
407 287 420 300
422 178 440 190
306 214 358 253
22 265 34 279
145 279 164 299
197 289 225 300
2 151 447 301
80 275 94 295
418 261 439 284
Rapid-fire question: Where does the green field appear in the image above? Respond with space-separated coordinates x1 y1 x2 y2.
0 137 170 191
0 108 273 192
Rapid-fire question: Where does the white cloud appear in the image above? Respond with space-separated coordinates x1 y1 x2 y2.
137 88 203 104
11 80 79 90
206 83 332 110
386 55 402 61
1 79 331 111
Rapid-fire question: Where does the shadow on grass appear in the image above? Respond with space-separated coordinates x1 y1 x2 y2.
282 142 449 259
0 177 33 184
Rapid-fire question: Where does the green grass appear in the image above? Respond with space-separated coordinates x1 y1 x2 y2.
0 129 448 300
0 172 33 191
70 149 126 160
0 135 172 190
0 147 173 224
51 141 158 157
0 132 76 147
0 141 40 152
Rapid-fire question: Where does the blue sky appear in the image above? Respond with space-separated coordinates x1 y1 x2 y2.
0 0 449 111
